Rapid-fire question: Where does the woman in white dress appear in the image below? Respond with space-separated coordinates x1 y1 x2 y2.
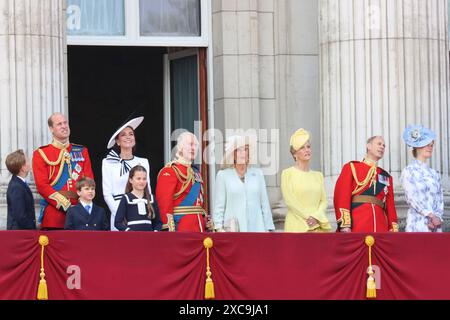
102 116 152 231
401 125 444 232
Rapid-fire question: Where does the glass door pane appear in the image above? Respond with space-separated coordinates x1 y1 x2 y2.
170 54 199 133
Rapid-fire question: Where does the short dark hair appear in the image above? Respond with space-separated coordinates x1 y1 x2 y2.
76 177 96 191
412 148 417 158
5 150 26 175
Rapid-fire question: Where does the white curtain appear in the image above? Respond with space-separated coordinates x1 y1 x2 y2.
139 0 200 36
67 0 125 36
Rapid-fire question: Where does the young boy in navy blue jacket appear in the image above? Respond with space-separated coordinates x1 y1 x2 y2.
64 177 109 230
6 150 36 230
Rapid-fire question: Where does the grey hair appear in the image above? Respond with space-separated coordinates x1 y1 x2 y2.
366 135 383 153
176 131 198 158
366 136 382 145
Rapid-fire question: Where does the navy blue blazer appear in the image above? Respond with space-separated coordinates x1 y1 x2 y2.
64 203 109 231
7 175 36 230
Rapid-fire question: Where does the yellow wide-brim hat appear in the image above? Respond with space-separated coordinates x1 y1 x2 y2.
290 128 310 151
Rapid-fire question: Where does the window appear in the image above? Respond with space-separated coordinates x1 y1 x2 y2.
139 0 201 37
67 0 209 47
67 0 125 36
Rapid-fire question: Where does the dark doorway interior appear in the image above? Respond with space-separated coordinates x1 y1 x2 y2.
68 46 166 215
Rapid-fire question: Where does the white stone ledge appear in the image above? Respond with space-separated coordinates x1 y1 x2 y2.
320 37 448 45
0 34 63 37
213 10 274 14
214 53 318 58
214 97 276 101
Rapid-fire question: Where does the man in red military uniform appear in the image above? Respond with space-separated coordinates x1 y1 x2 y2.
334 136 399 233
33 113 94 229
156 131 212 232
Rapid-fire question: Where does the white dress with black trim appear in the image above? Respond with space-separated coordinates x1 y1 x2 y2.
102 150 152 231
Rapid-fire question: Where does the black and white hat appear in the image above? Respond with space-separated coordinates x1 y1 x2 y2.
107 116 144 149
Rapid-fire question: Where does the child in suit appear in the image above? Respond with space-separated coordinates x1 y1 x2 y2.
64 177 109 230
6 150 36 230
115 165 162 231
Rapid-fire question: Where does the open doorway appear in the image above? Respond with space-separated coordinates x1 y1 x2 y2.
67 46 166 212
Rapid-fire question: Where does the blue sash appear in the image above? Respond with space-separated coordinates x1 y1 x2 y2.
38 146 84 223
173 180 202 230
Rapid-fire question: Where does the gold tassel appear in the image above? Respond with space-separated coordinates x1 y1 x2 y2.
37 235 49 300
365 235 376 299
203 237 215 300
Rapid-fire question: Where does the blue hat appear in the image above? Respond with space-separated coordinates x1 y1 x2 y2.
402 125 436 148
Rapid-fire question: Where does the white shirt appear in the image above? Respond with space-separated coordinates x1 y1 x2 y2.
17 175 27 184
79 200 93 214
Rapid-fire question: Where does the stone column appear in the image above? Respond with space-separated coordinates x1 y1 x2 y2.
320 0 450 229
212 0 321 230
212 0 277 216
0 0 67 229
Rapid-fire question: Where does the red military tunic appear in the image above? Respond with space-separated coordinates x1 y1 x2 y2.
156 161 206 232
334 159 398 232
32 140 94 229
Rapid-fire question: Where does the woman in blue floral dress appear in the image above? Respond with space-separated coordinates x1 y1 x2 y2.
401 125 443 232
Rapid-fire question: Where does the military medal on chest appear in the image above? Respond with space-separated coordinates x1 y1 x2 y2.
72 172 79 180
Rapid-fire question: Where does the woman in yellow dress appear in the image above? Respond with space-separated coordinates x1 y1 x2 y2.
281 129 331 232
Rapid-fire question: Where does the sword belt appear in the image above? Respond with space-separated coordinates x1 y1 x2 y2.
352 195 385 209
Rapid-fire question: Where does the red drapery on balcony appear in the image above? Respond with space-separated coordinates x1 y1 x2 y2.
0 231 449 300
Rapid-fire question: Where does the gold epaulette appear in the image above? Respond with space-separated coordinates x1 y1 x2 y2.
37 146 73 185
157 161 196 200
38 148 65 167
156 161 176 180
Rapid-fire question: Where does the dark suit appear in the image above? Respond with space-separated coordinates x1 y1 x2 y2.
64 203 109 231
7 175 36 230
